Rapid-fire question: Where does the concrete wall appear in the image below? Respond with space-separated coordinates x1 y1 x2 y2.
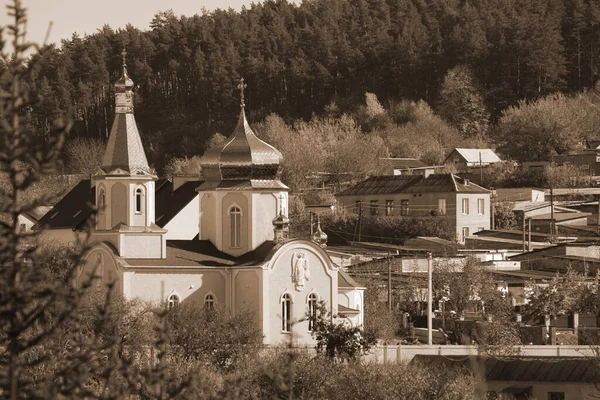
121 235 163 258
221 192 249 256
123 268 227 304
164 195 199 240
487 382 598 399
200 193 217 244
80 244 123 295
251 192 282 249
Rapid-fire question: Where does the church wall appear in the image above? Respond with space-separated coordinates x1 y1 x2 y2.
266 243 337 345
111 182 127 227
200 194 217 243
124 269 226 305
96 183 107 230
234 270 260 327
79 245 123 295
251 192 278 248
164 195 199 240
121 235 163 258
221 192 249 256
338 288 364 327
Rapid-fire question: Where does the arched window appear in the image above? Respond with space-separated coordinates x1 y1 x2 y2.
98 188 106 211
167 293 180 309
135 187 143 214
229 206 242 248
205 294 215 310
308 293 318 332
281 293 292 332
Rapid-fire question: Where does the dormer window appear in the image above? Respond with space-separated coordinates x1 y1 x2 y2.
229 206 242 248
135 188 143 214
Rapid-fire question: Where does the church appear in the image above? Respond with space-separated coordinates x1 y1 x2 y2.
36 52 365 345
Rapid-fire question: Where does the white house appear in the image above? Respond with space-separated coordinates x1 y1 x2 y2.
36 55 364 345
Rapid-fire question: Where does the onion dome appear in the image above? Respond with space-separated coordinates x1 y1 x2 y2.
311 217 328 248
115 49 134 91
201 78 283 181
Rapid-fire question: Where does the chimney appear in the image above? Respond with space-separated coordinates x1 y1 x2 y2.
464 179 470 186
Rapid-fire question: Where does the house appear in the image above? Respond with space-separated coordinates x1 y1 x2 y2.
412 355 600 399
552 149 600 179
336 174 490 243
444 148 502 171
35 57 364 346
18 206 52 233
380 158 439 177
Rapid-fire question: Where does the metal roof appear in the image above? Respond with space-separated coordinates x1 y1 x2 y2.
101 113 152 175
412 355 597 383
201 107 283 182
337 174 489 196
381 158 428 169
449 148 502 164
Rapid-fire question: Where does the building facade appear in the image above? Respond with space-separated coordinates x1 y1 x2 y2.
336 174 491 243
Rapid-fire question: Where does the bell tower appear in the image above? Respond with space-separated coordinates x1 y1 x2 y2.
91 49 166 259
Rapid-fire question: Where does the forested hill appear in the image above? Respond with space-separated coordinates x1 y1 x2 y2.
22 0 600 169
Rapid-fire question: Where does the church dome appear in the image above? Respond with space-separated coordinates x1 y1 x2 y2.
201 107 283 181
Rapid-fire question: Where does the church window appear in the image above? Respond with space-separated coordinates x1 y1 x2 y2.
308 293 318 332
135 188 143 214
282 293 292 332
205 294 215 310
167 293 180 309
230 206 242 248
98 188 106 211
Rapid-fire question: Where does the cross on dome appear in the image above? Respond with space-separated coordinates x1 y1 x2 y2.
237 77 247 108
121 48 127 68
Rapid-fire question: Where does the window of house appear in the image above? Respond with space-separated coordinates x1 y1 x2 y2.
400 199 409 216
477 198 485 215
205 294 215 310
167 293 180 309
385 200 394 216
438 199 446 215
230 206 242 248
135 188 143 214
308 293 318 331
462 198 469 215
282 293 292 332
19 223 27 233
462 227 469 242
370 200 378 216
548 393 565 400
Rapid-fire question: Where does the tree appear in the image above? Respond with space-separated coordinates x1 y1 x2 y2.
437 65 490 138
494 201 517 230
307 301 376 361
64 137 105 174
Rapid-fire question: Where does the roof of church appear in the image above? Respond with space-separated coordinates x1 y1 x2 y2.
155 180 203 227
35 179 95 230
201 107 283 182
36 178 202 230
338 270 364 288
100 113 151 175
197 178 288 191
337 174 489 196
124 239 278 267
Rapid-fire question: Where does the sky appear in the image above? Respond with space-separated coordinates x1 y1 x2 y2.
0 0 289 48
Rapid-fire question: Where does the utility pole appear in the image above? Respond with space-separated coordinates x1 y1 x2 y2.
479 151 483 185
522 215 526 253
357 201 363 242
528 218 532 251
597 195 600 234
550 187 555 237
309 211 314 238
387 251 392 311
427 252 433 346
490 187 496 230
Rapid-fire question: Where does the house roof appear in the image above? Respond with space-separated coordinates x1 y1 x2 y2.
101 113 152 176
448 148 502 164
411 355 597 383
495 188 544 202
337 174 489 196
22 206 53 222
530 212 590 222
338 304 360 315
35 180 95 230
381 158 428 169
